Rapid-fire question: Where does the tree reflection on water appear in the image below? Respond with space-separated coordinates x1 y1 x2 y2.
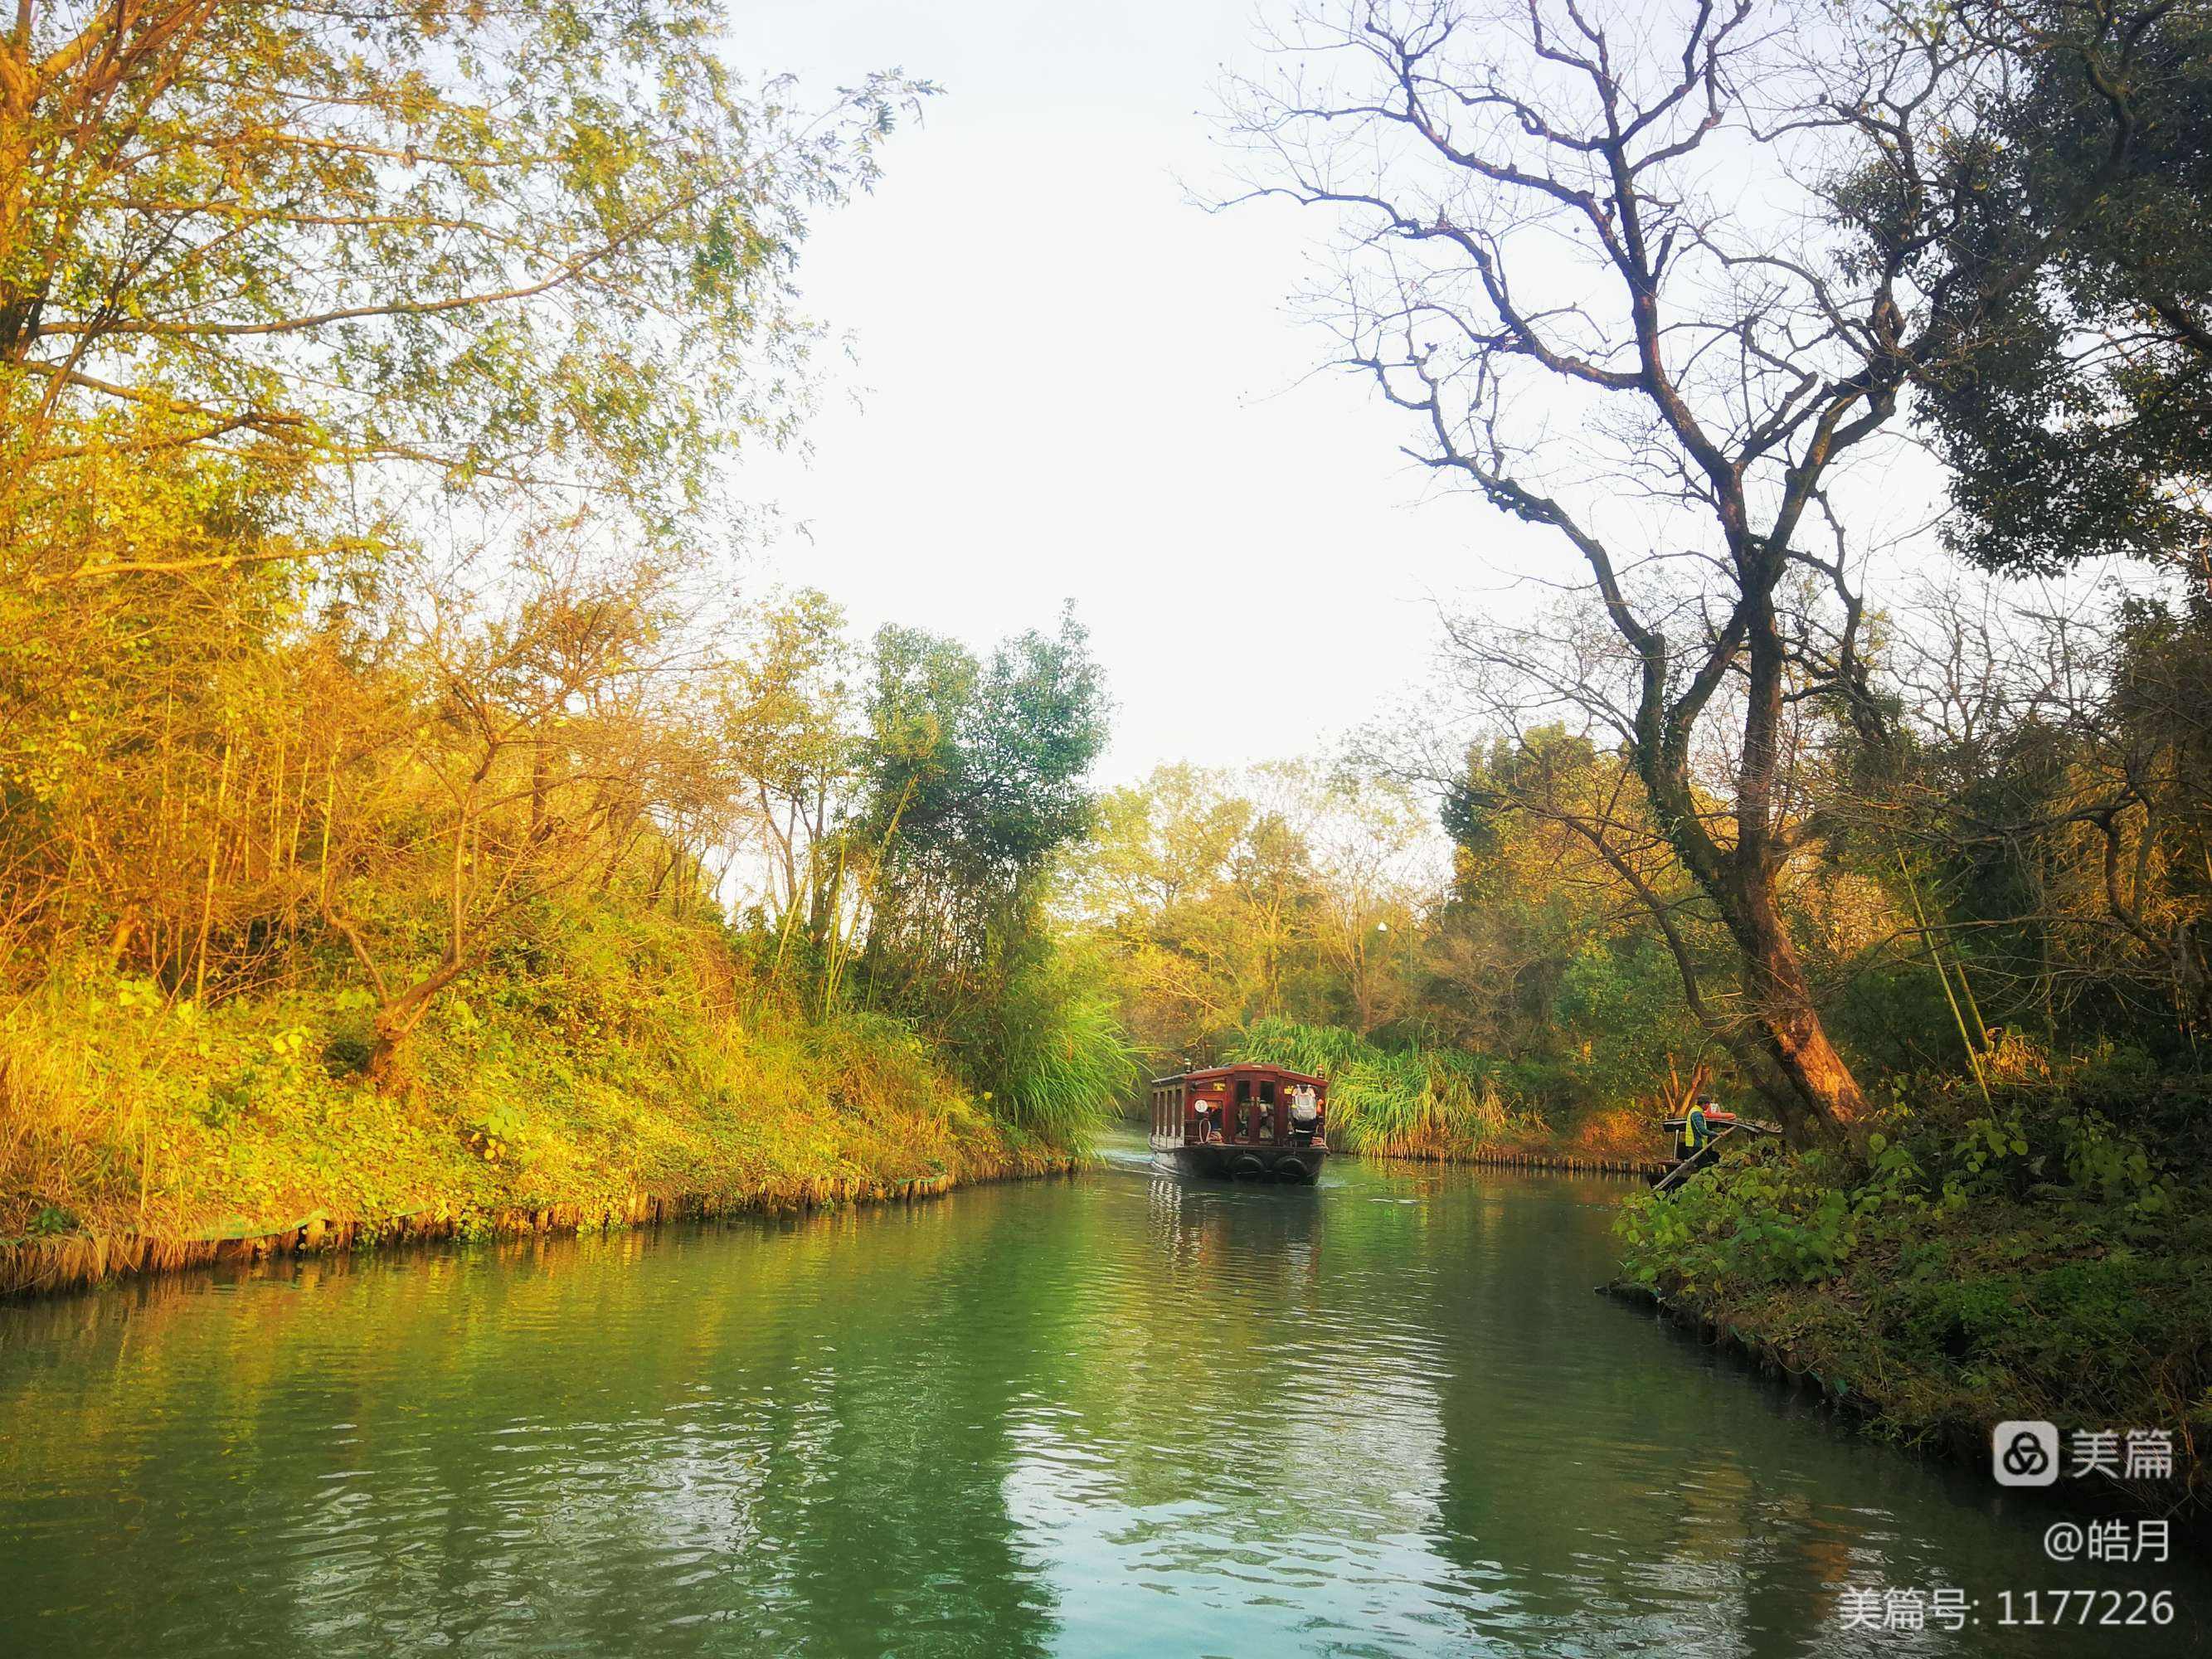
1 1150 2203 1657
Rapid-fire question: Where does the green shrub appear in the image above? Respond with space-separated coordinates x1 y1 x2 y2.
1616 1065 2188 1296
1616 1141 1889 1290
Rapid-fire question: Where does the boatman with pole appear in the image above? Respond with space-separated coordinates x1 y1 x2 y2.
1678 1092 1712 1165
1654 1088 1780 1193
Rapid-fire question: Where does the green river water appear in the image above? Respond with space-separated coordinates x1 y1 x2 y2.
1 1132 2204 1657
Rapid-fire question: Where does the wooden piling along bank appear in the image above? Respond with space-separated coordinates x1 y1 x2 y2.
1381 1145 1670 1178
0 1153 1081 1302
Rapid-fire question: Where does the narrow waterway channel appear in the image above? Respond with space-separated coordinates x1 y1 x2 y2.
1 1134 2202 1657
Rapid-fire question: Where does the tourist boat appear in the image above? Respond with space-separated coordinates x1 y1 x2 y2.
1147 1063 1328 1183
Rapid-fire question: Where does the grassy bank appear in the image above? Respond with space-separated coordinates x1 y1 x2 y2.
1612 1066 2211 1513
1227 1019 1660 1170
0 907 1090 1299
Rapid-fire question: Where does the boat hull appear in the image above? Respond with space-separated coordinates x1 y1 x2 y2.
1152 1142 1325 1184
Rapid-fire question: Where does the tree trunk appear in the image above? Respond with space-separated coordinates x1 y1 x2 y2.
364 1019 409 1091
1719 865 1866 1144
1631 677 1868 1144
363 956 469 1092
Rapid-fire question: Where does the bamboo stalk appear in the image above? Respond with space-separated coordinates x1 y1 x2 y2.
289 742 310 877
1950 931 1991 1061
267 734 285 882
817 838 853 1014
769 856 809 980
1898 851 1988 1104
192 742 234 1004
317 752 337 912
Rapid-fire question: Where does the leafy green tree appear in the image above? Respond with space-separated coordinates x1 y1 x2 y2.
856 608 1109 988
715 588 863 943
1910 0 2211 577
2 0 922 580
830 608 1122 1128
1885 2 2212 1044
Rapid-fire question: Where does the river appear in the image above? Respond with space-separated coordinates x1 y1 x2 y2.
0 1133 2202 1657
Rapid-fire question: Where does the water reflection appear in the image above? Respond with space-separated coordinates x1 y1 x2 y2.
0 1141 2204 1657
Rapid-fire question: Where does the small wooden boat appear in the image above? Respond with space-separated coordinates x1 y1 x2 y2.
1649 1108 1782 1194
1149 1064 1328 1183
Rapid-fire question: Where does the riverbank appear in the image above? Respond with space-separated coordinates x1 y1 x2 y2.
1370 1131 1665 1177
1612 1073 2212 1516
1227 1017 1665 1170
1119 1133 1665 1179
0 1149 1082 1301
1316 1090 1667 1177
0 913 1091 1300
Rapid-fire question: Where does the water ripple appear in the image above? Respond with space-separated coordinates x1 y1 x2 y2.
0 1136 2203 1657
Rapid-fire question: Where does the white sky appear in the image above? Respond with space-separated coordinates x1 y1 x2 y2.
734 0 1555 786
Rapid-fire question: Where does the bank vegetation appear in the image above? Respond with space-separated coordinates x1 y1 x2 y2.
0 1 1130 1294
1154 0 2212 1486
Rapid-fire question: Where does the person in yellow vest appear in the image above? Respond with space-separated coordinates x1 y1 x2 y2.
1677 1092 1716 1166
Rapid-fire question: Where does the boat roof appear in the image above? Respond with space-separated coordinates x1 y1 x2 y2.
1149 1063 1325 1088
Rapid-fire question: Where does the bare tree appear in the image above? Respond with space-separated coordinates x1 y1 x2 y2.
1884 571 2212 1036
1218 0 2151 1140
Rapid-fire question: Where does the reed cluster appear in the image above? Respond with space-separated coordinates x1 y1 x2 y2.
1229 1018 1544 1157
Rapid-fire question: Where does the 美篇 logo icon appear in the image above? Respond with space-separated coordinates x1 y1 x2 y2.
1992 1420 2059 1487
